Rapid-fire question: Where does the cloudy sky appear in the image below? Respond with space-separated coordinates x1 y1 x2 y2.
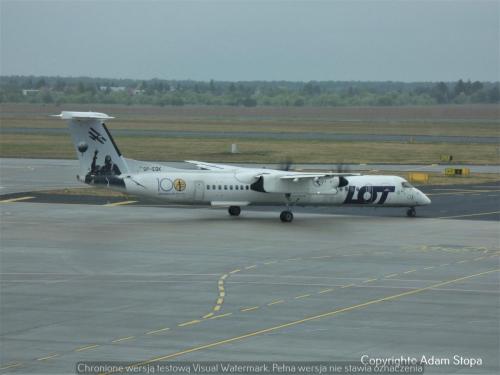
1 0 498 81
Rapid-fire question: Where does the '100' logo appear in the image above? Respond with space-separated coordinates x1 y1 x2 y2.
158 178 187 194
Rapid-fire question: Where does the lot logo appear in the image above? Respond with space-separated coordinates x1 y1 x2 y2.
344 185 395 204
88 127 107 144
174 179 187 192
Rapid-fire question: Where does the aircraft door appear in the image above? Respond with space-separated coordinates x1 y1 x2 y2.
194 180 205 202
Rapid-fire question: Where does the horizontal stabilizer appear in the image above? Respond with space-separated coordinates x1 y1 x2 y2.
52 111 114 120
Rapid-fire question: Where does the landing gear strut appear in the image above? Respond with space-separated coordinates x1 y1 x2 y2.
280 210 294 223
406 207 416 217
228 206 241 216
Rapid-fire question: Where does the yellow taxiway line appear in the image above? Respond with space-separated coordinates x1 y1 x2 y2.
145 327 170 335
37 353 59 361
104 200 138 207
0 196 34 203
111 336 135 343
437 211 500 219
103 269 498 375
75 344 99 352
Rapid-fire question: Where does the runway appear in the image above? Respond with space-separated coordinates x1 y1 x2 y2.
0 203 499 374
1 158 499 195
2 127 499 144
1 158 499 374
1 157 500 221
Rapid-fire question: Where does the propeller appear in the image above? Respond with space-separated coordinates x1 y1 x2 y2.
330 162 350 187
329 162 351 174
277 157 293 171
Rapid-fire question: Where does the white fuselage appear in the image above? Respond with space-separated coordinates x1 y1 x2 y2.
122 169 431 208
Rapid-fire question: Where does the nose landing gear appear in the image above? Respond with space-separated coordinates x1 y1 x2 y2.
406 207 416 217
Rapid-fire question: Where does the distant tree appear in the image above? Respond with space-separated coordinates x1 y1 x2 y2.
41 90 53 103
488 85 500 103
431 82 449 103
471 81 483 94
293 97 305 106
302 82 321 96
242 97 257 107
454 92 468 104
209 79 216 93
453 79 466 97
35 78 46 89
54 78 65 91
77 81 85 94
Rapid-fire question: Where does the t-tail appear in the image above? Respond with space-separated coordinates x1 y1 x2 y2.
55 111 128 189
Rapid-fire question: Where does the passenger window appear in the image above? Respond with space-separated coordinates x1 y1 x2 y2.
235 185 239 190
218 185 222 190
206 185 210 190
212 185 216 190
241 185 244 190
246 185 249 190
224 185 227 190
230 185 233 190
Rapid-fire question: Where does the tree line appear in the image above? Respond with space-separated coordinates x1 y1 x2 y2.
0 76 498 107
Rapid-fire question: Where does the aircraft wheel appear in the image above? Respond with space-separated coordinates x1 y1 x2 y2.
280 210 294 223
228 206 241 216
406 207 416 217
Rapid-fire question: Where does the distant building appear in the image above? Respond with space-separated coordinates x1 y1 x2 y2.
99 86 126 92
22 89 40 96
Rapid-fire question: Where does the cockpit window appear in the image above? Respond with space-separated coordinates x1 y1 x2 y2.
402 181 413 188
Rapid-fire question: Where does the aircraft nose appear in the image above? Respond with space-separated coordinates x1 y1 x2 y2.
418 190 431 205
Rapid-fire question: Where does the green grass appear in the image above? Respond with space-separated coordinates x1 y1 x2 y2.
1 103 499 165
1 103 499 137
1 133 499 165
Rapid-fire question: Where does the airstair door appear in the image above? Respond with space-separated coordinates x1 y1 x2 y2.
194 181 205 201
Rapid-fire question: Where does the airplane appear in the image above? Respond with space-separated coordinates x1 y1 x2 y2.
55 111 431 222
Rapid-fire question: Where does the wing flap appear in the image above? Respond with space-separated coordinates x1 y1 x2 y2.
211 201 250 207
280 172 358 180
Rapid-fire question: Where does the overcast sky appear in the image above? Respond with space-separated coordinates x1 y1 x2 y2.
1 0 499 82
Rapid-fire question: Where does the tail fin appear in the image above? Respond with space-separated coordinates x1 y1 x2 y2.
55 111 129 185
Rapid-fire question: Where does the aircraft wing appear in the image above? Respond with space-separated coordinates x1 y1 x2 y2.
279 172 359 180
185 160 240 171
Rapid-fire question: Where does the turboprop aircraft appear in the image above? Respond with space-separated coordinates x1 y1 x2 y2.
56 111 431 222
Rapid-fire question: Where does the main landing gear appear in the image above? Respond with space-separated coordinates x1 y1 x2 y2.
406 207 416 217
228 206 241 217
280 210 294 223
